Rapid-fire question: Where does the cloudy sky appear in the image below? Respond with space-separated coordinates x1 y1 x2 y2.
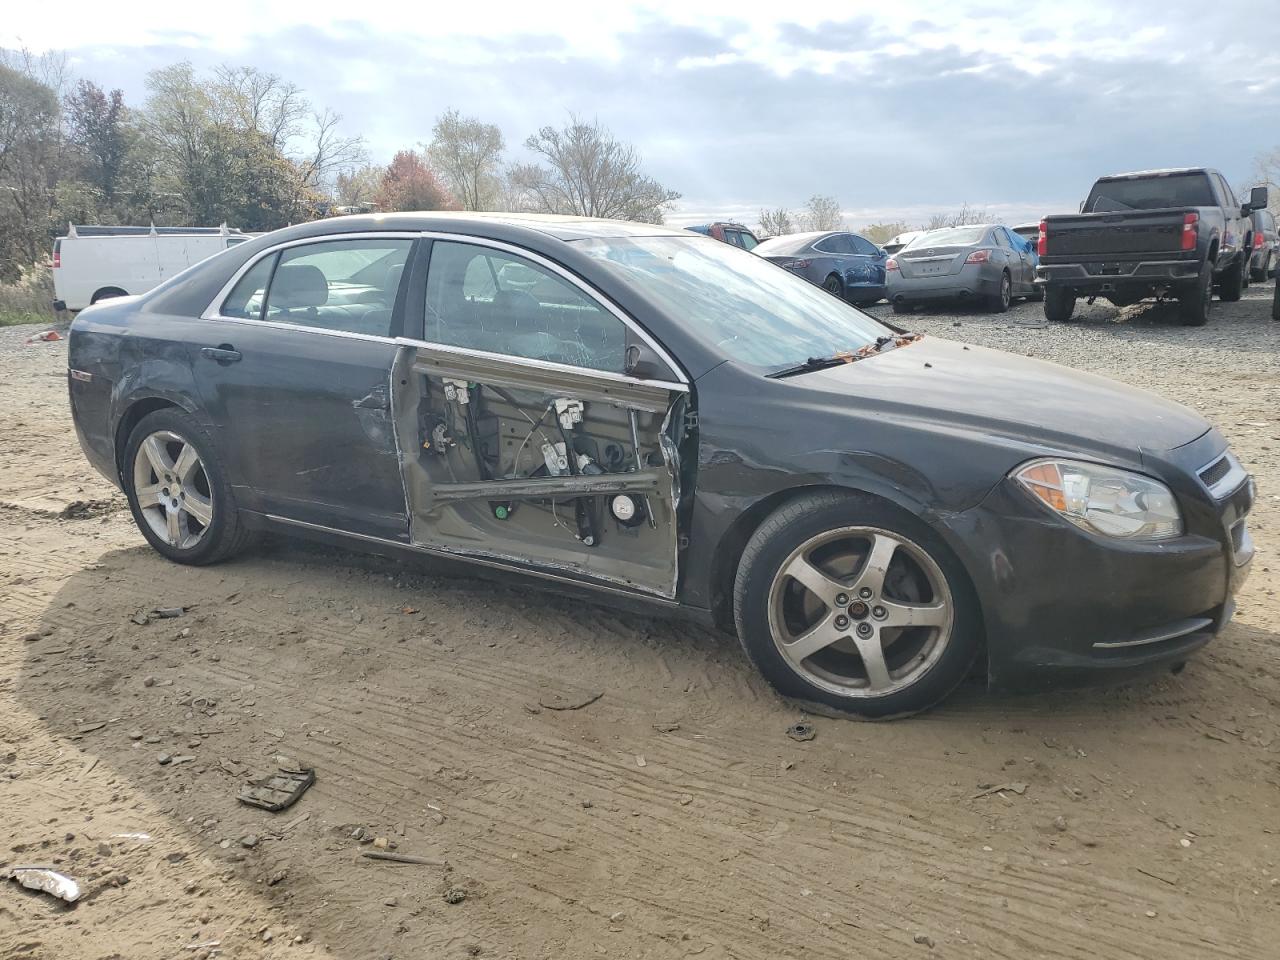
7 1 1280 229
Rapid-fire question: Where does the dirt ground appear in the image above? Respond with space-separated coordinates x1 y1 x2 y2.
2 288 1278 960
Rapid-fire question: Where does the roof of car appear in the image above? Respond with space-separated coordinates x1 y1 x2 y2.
254 211 692 246
1097 167 1211 181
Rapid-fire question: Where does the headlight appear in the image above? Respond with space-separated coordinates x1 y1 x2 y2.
1012 459 1183 540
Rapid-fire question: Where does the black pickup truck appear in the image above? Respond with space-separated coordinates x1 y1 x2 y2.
1035 168 1268 325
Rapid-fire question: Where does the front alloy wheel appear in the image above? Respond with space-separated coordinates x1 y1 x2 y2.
132 430 215 550
768 527 953 697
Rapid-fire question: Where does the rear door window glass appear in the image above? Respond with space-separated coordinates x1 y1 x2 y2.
850 235 879 256
261 239 412 337
220 253 277 320
814 234 854 255
424 241 627 373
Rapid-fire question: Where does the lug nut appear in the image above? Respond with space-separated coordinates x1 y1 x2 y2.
856 622 874 638
858 587 874 599
835 592 849 605
872 605 887 620
834 615 850 629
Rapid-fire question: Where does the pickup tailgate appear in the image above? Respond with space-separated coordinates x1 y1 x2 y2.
1044 209 1188 259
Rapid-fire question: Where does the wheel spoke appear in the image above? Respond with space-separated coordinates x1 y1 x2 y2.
135 483 165 509
183 492 213 526
142 435 174 477
880 599 948 629
850 534 897 597
173 443 201 483
783 554 845 604
853 630 893 690
783 612 845 663
165 508 183 546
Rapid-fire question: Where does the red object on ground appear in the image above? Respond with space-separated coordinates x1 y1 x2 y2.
27 330 63 343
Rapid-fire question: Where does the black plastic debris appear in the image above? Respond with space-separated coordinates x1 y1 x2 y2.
239 766 316 812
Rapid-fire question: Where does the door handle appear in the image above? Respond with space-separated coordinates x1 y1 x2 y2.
200 344 242 365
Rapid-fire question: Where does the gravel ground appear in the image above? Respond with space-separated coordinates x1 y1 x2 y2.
1 284 1278 960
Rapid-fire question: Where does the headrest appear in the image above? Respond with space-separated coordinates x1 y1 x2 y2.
272 264 328 308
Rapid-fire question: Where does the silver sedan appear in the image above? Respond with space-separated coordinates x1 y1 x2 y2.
886 224 1038 314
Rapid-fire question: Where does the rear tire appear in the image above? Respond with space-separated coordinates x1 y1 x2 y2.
988 272 1012 313
891 300 912 315
1043 285 1076 322
1271 277 1280 321
122 408 253 565
1218 256 1245 302
823 274 844 299
1252 253 1271 283
733 491 981 719
1178 262 1212 326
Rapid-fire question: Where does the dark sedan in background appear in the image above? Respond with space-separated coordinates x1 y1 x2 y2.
754 230 888 305
67 212 1254 718
887 224 1038 313
1249 207 1277 281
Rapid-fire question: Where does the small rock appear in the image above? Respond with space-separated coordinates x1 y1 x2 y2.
240 835 259 849
1180 838 1192 848
443 887 467 905
144 735 161 744
96 842 112 857
128 729 144 740
1145 910 1157 919
678 794 693 806
609 911 626 923
143 677 156 687
1053 816 1068 832
635 755 647 768
383 897 398 907
913 933 935 948
262 930 273 942
581 800 593 809
157 753 173 765
373 837 389 850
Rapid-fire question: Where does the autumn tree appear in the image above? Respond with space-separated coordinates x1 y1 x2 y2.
373 150 457 212
924 202 991 230
427 108 504 211
511 116 679 222
860 221 914 244
334 164 385 210
758 207 794 237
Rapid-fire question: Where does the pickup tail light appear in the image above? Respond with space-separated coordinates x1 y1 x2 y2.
1181 212 1198 252
965 249 992 264
886 257 899 271
1037 220 1048 257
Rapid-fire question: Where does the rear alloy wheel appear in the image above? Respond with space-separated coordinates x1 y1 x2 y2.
823 274 844 299
734 493 980 718
1218 256 1245 302
123 409 252 565
1178 262 1212 326
1043 285 1076 322
989 272 1012 313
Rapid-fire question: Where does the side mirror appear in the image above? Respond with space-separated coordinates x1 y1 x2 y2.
1250 185 1269 210
624 342 667 381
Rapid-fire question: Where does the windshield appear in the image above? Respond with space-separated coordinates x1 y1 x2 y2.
1086 173 1214 212
574 235 889 371
905 226 987 249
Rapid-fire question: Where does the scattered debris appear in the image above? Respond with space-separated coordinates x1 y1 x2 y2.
635 755 647 768
239 766 315 812
152 606 186 619
913 932 935 948
6 866 82 903
443 886 468 904
80 756 99 777
183 941 221 952
75 721 108 734
361 850 446 866
1136 867 1177 886
538 690 604 711
785 722 816 742
652 721 681 733
26 330 64 343
973 782 1028 799
240 835 259 849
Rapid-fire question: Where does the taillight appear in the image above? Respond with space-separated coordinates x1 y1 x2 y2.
788 258 812 269
52 243 61 269
965 249 991 264
1037 220 1048 257
886 257 898 271
1181 212 1198 251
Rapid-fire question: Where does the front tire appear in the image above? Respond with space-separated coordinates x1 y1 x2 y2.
1043 285 1076 322
733 492 981 719
123 408 252 565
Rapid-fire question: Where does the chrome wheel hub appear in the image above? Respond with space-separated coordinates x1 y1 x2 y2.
767 526 954 698
132 430 213 550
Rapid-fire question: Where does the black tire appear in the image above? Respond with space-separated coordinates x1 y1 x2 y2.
122 408 253 565
732 491 981 719
1272 278 1280 322
988 272 1012 313
1218 256 1245 302
1252 253 1271 283
91 286 128 304
823 274 844 299
891 300 912 315
1178 262 1212 326
1043 285 1076 322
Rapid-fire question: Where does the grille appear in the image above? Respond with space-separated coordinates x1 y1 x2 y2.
1199 455 1231 489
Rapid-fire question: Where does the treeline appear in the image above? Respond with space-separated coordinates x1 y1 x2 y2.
0 49 680 283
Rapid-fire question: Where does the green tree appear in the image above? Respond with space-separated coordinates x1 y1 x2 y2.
427 108 505 211
0 62 63 278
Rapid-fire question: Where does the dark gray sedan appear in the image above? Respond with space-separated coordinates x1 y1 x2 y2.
66 213 1255 718
886 224 1038 313
754 231 888 305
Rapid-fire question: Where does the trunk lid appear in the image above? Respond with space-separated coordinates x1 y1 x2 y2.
896 245 971 278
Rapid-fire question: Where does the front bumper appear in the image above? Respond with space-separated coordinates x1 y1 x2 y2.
939 441 1254 691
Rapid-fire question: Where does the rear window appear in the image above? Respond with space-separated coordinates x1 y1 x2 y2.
1086 173 1214 212
905 227 986 249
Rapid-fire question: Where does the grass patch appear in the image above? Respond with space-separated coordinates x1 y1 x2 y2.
0 264 58 327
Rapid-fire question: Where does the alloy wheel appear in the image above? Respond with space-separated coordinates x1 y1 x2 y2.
132 429 214 550
767 526 954 698
1000 274 1011 309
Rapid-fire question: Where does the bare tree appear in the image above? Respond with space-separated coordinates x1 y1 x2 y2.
797 194 844 232
514 115 679 222
758 207 794 237
212 65 307 151
924 202 991 230
1250 147 1280 215
427 108 504 211
293 107 366 202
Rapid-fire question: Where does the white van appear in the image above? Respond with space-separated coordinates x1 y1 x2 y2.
52 224 250 312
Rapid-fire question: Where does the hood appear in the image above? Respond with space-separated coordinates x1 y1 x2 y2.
790 337 1209 458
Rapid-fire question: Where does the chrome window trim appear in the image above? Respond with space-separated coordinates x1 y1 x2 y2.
197 229 690 387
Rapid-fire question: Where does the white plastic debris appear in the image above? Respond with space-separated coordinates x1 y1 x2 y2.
7 866 82 903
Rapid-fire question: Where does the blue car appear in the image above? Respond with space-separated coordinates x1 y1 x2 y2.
754 230 888 305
